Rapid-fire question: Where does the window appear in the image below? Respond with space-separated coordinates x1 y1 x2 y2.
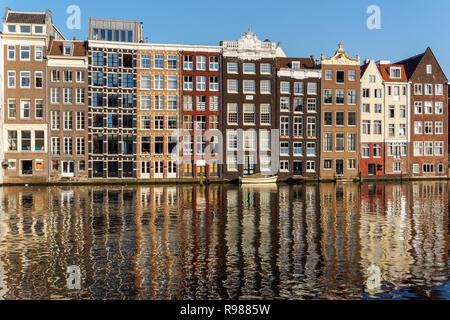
414 122 423 135
307 99 316 112
107 53 119 67
363 89 370 98
324 160 332 170
63 88 73 104
280 98 290 112
63 70 73 82
8 100 16 119
107 73 118 87
196 76 206 91
196 56 206 71
123 74 133 88
425 122 433 134
389 105 395 118
336 90 345 104
209 115 218 130
154 75 164 90
306 117 317 137
260 104 271 125
64 137 73 155
374 89 382 98
76 138 85 155
93 93 104 107
93 72 103 86
243 80 256 94
243 104 256 124
184 55 193 70
228 62 238 74
294 82 304 95
425 84 433 95
141 54 151 69
399 124 406 137
423 164 434 173
291 61 300 70
348 134 356 152
293 117 303 136
369 75 376 83
415 102 422 114
228 79 238 93
210 76 219 91
51 138 60 155
141 116 151 130
154 116 164 130
374 121 382 135
413 164 420 174
196 96 206 111
76 112 85 130
280 82 290 94
280 117 290 136
184 76 193 91
7 45 15 60
347 90 356 105
243 63 256 74
209 56 219 71
435 102 443 114
20 100 31 119
76 71 85 83
390 67 401 78
414 84 422 95
154 54 164 69
400 105 406 118
260 80 271 94
425 102 433 114
183 116 193 130
336 133 345 152
183 96 193 111
324 90 333 104
227 131 238 151
389 124 395 137
228 104 238 124
154 95 164 110
76 89 85 104
20 46 30 60
325 70 332 80
336 112 345 126
21 131 31 151
35 100 43 119
324 133 332 152
227 155 238 171
435 142 444 156
393 162 402 173
35 46 43 61
260 64 271 74
426 64 432 74
294 142 303 156
336 71 345 83
20 71 31 88
64 112 73 130
348 70 356 81
260 156 271 172
280 161 289 172
435 84 443 95
168 96 178 110
373 144 382 158
324 112 332 126
8 71 16 88
306 143 316 156
294 98 304 113
362 120 371 135
8 131 18 151
168 55 177 70
244 131 256 151
362 144 370 158
435 122 444 134
141 95 151 110
424 142 433 156
51 111 60 130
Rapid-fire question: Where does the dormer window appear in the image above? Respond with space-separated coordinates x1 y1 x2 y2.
292 61 300 70
20 25 31 33
63 42 74 56
64 46 71 55
390 67 401 79
7 25 16 33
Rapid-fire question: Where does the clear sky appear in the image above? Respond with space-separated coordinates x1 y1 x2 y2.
3 0 450 76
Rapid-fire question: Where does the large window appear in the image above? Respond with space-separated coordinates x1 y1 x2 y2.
243 104 256 124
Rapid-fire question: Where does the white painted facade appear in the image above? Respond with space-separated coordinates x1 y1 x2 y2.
0 34 3 184
360 60 384 144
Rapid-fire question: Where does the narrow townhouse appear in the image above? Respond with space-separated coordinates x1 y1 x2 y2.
88 18 142 180
180 48 222 180
0 31 4 184
137 44 179 180
360 59 385 177
221 30 287 181
276 57 321 180
2 8 64 183
47 40 89 181
378 61 410 177
396 48 448 177
320 43 361 181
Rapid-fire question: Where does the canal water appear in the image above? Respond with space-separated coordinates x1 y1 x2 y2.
0 182 448 300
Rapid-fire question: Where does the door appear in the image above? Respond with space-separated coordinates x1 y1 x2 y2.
167 161 177 178
154 161 164 179
368 164 376 176
244 155 255 176
293 161 303 176
336 160 344 176
62 161 75 177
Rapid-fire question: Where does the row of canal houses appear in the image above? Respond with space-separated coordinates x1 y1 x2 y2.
0 8 448 184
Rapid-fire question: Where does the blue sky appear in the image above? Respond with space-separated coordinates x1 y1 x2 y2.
3 0 450 76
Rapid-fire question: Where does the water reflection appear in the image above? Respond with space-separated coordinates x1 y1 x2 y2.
0 182 448 300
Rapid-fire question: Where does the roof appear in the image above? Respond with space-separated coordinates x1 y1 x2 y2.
378 64 408 82
49 40 87 57
395 51 425 79
360 61 370 76
277 57 316 69
6 12 46 24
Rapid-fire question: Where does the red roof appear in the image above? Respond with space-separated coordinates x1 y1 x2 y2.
49 40 87 56
378 64 408 82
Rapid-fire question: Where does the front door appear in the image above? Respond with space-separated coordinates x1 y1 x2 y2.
141 161 151 179
336 160 344 176
167 161 177 178
244 155 255 176
293 161 303 176
62 161 75 177
368 164 376 176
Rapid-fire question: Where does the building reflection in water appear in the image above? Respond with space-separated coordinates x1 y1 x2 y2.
0 182 448 300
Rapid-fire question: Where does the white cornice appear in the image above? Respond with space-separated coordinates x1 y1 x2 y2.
278 68 321 80
88 40 222 52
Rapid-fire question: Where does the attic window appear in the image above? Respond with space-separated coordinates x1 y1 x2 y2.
426 65 432 74
292 61 300 70
20 25 31 33
7 25 16 33
390 68 401 79
63 46 72 56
